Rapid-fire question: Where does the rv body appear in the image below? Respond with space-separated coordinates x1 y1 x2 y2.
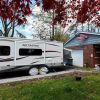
0 37 64 73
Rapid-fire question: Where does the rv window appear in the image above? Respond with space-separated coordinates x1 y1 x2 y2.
19 49 42 56
0 46 10 56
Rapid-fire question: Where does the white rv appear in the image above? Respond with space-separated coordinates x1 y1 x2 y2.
0 37 64 75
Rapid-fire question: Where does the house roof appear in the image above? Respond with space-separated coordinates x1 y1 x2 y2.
64 32 100 48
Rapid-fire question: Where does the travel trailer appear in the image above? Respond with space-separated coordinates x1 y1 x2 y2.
0 37 64 75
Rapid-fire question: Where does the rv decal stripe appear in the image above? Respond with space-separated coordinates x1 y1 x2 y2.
30 61 40 64
0 55 61 62
0 57 14 62
46 43 60 47
16 56 29 60
36 56 61 59
42 51 61 53
0 66 28 72
0 57 13 60
0 56 28 62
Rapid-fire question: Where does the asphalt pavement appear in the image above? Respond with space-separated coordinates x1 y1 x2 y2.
0 65 75 79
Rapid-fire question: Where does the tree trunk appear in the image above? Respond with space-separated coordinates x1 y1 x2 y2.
51 9 55 40
82 23 83 31
4 20 8 37
76 22 78 32
11 21 15 37
98 27 99 33
88 21 89 32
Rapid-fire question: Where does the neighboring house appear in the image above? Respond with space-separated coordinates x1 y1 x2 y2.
64 32 100 68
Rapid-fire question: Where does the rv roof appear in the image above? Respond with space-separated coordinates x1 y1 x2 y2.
0 36 62 43
0 36 34 41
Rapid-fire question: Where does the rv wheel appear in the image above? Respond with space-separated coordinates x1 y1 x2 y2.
39 67 48 75
29 68 38 76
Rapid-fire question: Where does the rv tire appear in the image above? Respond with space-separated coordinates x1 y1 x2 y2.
39 67 48 75
29 67 39 76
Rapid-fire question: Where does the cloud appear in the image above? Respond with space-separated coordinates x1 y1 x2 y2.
26 16 33 25
32 5 41 14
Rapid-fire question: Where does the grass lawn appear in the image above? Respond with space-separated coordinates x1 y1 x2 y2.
0 73 100 100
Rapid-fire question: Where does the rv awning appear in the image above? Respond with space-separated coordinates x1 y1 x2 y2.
64 32 100 48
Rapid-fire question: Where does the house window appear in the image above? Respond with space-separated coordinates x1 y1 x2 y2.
0 46 10 56
19 48 42 56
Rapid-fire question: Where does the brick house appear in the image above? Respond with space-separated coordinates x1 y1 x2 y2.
64 32 100 68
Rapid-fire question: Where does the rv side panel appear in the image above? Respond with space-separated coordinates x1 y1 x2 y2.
45 41 63 67
15 40 45 66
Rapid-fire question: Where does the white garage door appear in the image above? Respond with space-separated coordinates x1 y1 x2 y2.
71 50 83 67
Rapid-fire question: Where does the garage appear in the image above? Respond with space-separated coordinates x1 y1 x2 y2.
64 32 100 68
71 49 83 67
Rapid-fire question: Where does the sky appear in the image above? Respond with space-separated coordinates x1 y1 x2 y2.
20 6 41 39
16 0 40 39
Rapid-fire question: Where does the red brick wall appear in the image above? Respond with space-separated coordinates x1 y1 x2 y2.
83 45 94 67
